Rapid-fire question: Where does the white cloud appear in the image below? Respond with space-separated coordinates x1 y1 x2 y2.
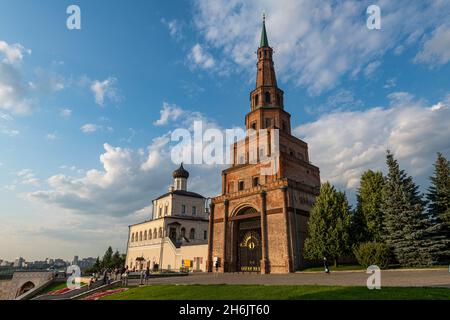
188 43 215 69
154 102 184 125
29 67 65 93
0 58 33 115
162 18 183 40
90 77 121 106
192 0 450 94
294 93 450 190
59 108 72 118
81 123 100 134
0 41 31 64
383 78 397 89
305 89 363 115
46 132 57 141
28 142 173 216
364 61 381 78
80 123 113 134
14 169 41 186
1 127 19 137
415 24 450 66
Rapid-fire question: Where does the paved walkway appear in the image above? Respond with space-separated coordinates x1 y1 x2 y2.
129 269 450 288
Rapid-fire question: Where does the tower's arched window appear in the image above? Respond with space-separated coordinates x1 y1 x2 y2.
131 233 135 242
181 227 186 238
254 94 259 106
144 230 147 241
277 93 281 105
265 92 271 103
158 227 163 238
153 228 157 239
139 231 143 242
149 229 152 240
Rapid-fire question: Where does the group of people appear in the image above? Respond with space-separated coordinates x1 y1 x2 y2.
87 266 131 288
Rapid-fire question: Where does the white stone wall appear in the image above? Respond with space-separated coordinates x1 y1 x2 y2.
126 240 208 272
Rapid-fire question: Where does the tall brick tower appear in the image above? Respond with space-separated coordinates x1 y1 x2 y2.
207 16 321 274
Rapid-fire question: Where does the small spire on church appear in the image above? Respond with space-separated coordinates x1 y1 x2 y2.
260 13 269 48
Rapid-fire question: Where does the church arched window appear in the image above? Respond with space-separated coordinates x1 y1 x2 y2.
189 228 195 240
144 230 147 240
153 228 157 239
265 92 271 103
131 233 134 242
139 231 142 242
149 229 152 240
254 94 259 106
181 227 186 238
158 227 163 238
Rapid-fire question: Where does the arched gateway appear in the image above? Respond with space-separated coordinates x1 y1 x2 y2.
232 207 262 272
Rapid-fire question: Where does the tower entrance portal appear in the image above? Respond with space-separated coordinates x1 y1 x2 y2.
237 218 262 272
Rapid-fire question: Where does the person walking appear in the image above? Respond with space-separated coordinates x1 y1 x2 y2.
323 257 330 274
139 269 144 285
145 266 150 285
214 259 220 277
102 269 108 285
121 269 128 286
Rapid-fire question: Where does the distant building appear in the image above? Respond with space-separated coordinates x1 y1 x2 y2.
126 164 209 272
53 259 67 268
1 260 13 267
13 257 25 268
78 257 96 269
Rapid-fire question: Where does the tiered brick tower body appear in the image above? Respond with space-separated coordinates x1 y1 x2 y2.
207 18 321 274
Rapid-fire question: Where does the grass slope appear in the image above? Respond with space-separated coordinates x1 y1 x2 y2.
101 285 450 300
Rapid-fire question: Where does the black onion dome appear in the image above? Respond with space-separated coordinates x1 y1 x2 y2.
172 163 189 179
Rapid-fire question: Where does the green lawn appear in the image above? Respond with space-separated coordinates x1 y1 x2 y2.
101 285 450 300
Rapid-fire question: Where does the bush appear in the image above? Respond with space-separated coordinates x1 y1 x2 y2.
353 242 391 269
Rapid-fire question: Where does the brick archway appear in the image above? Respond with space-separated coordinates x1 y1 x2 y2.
230 206 262 272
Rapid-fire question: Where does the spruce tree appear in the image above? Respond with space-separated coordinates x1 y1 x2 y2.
305 182 352 266
102 246 113 268
381 151 432 266
427 153 450 225
424 153 450 264
354 170 385 243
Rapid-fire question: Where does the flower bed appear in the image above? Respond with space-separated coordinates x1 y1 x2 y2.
83 288 128 300
48 287 73 295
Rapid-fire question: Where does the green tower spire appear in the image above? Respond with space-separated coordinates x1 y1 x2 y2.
260 14 269 47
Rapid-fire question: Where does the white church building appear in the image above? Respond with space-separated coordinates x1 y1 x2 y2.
125 164 209 272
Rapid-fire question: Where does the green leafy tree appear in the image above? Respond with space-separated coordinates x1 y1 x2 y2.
353 242 390 269
353 170 385 243
305 182 352 266
381 151 435 266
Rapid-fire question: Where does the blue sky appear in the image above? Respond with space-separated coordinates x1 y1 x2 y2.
0 0 449 261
